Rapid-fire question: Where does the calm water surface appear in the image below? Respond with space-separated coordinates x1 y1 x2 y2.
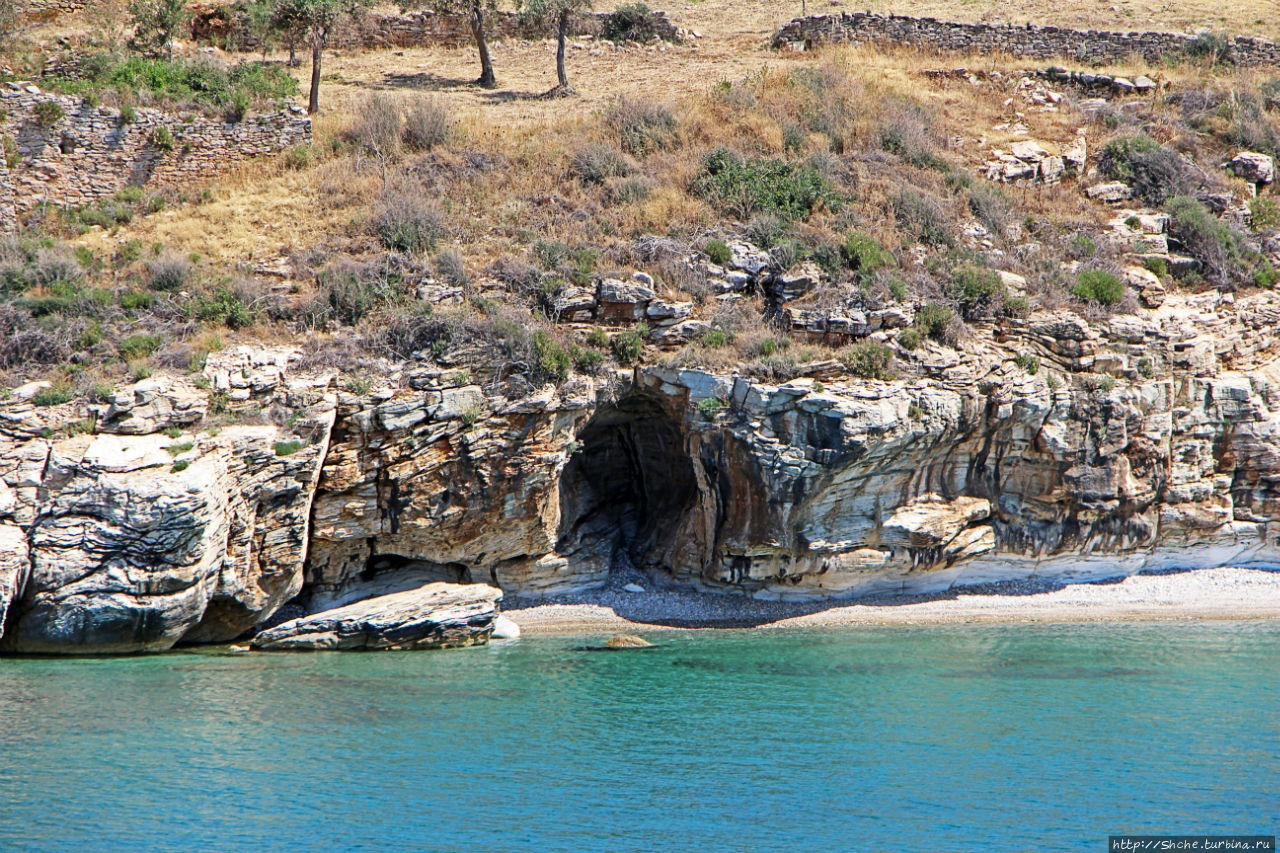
0 623 1277 852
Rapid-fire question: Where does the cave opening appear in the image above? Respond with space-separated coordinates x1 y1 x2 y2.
558 391 700 585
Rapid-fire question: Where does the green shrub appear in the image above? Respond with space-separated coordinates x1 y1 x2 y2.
841 231 893 276
1255 265 1279 288
1070 233 1097 258
951 264 1005 320
914 304 953 342
33 101 64 126
273 440 306 457
586 326 610 347
120 290 155 310
2 135 18 168
1142 256 1169 278
692 148 842 222
896 327 922 350
48 54 297 115
1137 358 1155 378
1251 197 1280 231
1013 353 1040 375
533 240 571 269
166 441 194 456
32 383 74 407
842 341 894 380
119 332 163 358
1072 270 1125 306
149 126 175 152
1166 195 1253 287
532 330 572 381
171 460 190 472
1097 136 1192 205
704 238 732 265
1183 31 1232 64
283 144 312 170
696 397 725 421
573 347 605 371
610 329 644 364
700 328 733 348
191 287 254 329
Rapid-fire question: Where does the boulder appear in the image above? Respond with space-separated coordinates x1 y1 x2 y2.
1085 181 1131 202
1228 152 1275 185
100 377 207 435
1 423 332 653
552 286 596 321
251 582 503 651
596 278 655 322
770 262 824 303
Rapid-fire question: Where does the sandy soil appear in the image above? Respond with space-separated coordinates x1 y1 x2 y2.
503 567 1280 633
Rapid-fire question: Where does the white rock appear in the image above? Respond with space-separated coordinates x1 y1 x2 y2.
491 614 522 639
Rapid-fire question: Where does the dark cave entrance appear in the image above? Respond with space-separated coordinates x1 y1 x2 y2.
558 391 700 581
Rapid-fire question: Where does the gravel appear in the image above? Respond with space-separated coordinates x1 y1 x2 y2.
504 567 1280 633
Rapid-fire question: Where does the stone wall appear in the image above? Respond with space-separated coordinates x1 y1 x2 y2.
192 6 681 52
0 82 310 226
14 0 89 21
772 12 1280 66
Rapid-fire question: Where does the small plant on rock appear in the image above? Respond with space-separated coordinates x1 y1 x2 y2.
1072 270 1125 306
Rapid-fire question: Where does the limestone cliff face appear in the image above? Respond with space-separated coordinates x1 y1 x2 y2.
4 291 1280 651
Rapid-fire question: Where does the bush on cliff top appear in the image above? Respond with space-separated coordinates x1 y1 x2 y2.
47 54 297 116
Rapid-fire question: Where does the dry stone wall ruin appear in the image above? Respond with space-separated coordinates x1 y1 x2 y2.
772 12 1280 66
0 83 310 228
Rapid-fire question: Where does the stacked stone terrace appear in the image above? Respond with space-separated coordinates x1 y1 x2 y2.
773 12 1280 65
0 83 310 227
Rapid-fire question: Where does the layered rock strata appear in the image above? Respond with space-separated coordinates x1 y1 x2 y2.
250 582 502 651
5 289 1280 651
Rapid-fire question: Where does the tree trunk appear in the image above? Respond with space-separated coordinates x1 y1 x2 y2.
287 36 298 67
555 8 571 92
308 31 323 114
470 1 496 89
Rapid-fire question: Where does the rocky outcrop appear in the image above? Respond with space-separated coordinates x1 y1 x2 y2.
7 287 1280 651
250 582 502 651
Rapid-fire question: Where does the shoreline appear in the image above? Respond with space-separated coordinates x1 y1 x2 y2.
503 567 1280 634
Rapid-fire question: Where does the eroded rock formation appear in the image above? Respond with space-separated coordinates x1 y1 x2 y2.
6 287 1280 651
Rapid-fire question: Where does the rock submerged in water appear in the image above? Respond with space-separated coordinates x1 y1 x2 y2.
604 634 654 649
250 583 503 651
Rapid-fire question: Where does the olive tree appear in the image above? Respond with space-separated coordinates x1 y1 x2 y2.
401 0 500 89
518 0 590 96
273 0 371 113
128 0 190 59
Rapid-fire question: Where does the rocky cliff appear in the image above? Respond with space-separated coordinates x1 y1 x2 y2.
4 285 1280 652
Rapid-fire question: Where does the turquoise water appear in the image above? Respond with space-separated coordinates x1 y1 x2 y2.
0 623 1277 852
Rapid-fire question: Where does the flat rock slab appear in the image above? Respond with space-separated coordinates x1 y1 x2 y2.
251 583 503 651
